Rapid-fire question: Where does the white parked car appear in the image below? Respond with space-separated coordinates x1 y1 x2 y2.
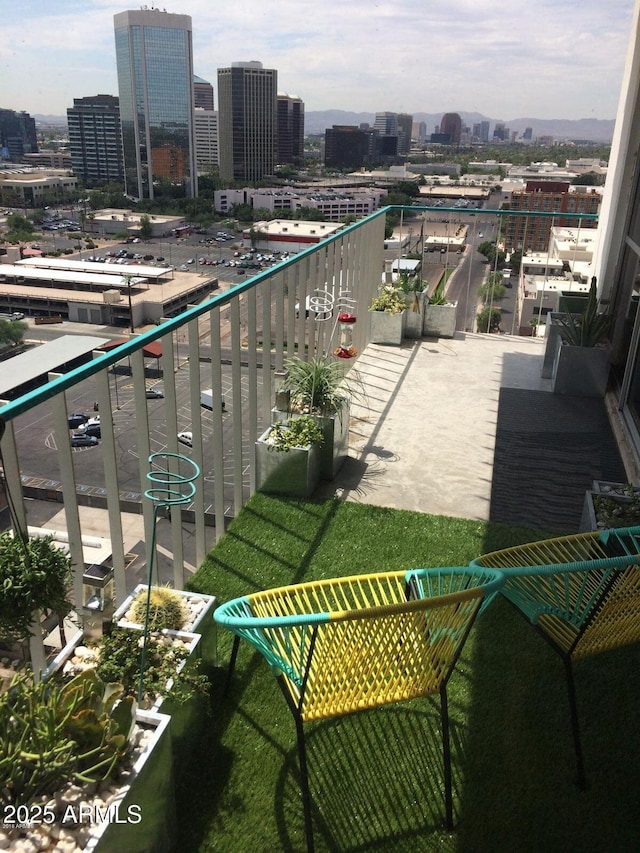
177 431 193 447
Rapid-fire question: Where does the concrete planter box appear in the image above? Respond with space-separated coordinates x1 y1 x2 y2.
272 397 350 480
552 343 610 397
423 301 458 339
403 293 425 339
541 312 567 379
580 482 640 532
369 309 406 345
256 427 321 497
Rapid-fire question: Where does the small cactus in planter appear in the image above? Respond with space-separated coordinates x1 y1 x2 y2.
128 586 187 631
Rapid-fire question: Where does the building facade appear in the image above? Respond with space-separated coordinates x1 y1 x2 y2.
440 113 462 145
194 108 219 174
67 95 124 187
218 61 277 182
504 181 601 252
0 109 38 160
277 93 304 166
396 113 413 155
113 9 197 200
193 75 214 111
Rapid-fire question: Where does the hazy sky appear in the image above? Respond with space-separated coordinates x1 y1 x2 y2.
2 0 637 120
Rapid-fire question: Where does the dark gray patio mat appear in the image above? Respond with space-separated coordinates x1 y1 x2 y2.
489 388 626 534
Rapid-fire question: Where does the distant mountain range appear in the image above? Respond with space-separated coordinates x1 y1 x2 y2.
34 110 616 143
304 110 616 142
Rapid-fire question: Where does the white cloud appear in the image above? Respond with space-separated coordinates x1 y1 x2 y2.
1 0 635 119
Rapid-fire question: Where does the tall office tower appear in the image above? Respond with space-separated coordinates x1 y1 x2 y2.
218 61 277 182
414 121 427 144
440 113 462 145
324 125 369 169
0 109 38 160
193 75 214 111
396 113 413 155
113 9 197 199
194 108 219 174
374 112 398 135
67 95 123 187
277 93 304 166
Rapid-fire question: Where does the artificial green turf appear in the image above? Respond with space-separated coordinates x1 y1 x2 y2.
178 494 640 852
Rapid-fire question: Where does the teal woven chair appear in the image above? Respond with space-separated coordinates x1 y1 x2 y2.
215 566 505 851
472 525 640 788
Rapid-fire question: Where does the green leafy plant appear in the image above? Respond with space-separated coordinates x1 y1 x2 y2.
593 483 640 528
129 586 187 631
265 416 324 452
96 628 209 706
0 533 73 644
369 286 406 314
558 278 613 347
283 356 353 415
396 272 426 294
427 279 449 306
0 669 135 806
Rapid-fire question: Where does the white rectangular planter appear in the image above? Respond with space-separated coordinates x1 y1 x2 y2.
422 301 458 339
369 309 406 345
404 293 425 339
271 397 350 480
255 427 321 497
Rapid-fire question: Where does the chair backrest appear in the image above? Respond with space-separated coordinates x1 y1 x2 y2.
214 567 504 721
471 527 640 659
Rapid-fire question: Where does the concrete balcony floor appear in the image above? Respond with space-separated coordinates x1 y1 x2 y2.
318 332 627 534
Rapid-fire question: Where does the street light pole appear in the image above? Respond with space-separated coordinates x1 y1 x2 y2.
123 274 134 333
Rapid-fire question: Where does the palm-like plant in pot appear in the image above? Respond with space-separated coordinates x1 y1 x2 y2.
397 273 427 338
276 355 360 480
369 285 407 345
553 278 613 397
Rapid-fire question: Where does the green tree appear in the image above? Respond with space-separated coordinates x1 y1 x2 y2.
476 306 502 333
0 319 27 347
478 274 506 302
139 214 153 241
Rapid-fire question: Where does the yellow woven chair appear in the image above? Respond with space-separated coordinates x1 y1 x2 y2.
214 566 505 851
471 525 640 788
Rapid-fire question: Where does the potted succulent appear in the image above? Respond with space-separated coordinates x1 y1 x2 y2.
580 481 640 531
369 285 407 345
273 356 356 479
0 531 73 668
397 272 427 339
255 415 324 497
0 669 175 853
552 278 613 397
422 279 458 339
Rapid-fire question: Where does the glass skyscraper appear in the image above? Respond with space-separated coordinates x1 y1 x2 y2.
114 9 197 199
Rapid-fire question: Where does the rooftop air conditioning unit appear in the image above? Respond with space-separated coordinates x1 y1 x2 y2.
103 289 122 304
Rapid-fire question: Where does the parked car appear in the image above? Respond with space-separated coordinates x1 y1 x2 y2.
75 422 101 439
71 434 99 448
67 413 89 429
177 431 193 447
146 388 164 399
179 265 189 271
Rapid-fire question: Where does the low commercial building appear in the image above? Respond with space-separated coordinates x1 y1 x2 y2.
0 168 78 206
87 209 184 238
0 255 218 326
243 219 341 252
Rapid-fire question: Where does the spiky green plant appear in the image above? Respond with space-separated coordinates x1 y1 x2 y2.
558 278 613 347
284 355 353 415
129 586 187 631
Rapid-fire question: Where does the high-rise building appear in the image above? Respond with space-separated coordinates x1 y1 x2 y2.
277 93 304 166
440 113 462 145
194 108 219 174
67 95 123 187
324 125 373 169
218 61 277 183
193 75 214 111
113 9 197 199
396 113 413 155
374 112 398 135
0 109 38 160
